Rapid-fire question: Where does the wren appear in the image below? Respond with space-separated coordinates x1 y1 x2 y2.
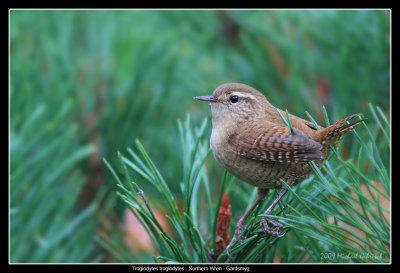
194 83 365 255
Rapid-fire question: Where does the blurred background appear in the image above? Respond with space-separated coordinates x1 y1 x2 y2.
10 9 390 263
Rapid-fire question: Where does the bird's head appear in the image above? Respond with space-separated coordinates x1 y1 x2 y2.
194 83 274 125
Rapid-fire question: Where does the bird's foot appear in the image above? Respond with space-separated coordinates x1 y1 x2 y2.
260 216 286 238
225 217 247 256
259 188 288 238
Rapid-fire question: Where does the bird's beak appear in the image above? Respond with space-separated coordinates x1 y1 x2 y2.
193 95 217 102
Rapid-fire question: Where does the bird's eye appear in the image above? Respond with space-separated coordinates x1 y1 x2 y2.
230 95 239 103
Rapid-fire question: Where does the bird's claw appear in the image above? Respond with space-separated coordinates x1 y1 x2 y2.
260 217 286 238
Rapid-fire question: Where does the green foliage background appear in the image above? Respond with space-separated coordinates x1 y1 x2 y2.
10 10 390 263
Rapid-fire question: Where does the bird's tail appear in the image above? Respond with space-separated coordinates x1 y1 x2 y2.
321 113 366 144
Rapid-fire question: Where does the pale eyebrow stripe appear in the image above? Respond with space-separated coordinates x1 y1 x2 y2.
230 92 257 100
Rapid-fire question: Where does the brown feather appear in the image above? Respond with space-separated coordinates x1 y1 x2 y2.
320 113 366 142
229 124 323 163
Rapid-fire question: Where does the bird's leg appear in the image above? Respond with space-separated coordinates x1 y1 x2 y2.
260 188 288 237
225 188 269 256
